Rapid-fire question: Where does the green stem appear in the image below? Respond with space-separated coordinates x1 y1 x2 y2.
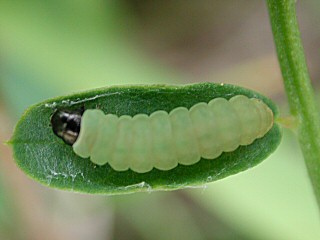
267 0 320 209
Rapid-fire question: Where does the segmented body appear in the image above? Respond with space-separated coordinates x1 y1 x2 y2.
72 95 273 173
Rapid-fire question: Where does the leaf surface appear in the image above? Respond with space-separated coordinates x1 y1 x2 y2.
10 83 282 194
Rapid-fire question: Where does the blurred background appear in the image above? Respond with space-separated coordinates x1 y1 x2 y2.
1 0 320 239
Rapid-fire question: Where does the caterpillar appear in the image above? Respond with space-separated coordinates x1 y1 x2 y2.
51 95 273 173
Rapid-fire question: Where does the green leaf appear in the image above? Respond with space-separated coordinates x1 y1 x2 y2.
9 83 282 195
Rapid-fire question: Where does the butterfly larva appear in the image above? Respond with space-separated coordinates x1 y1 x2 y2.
51 95 273 173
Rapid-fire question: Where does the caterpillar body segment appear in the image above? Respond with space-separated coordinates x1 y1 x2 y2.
72 95 274 173
169 107 200 166
150 111 177 171
189 102 222 159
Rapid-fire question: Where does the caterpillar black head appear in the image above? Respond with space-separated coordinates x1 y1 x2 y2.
51 109 83 145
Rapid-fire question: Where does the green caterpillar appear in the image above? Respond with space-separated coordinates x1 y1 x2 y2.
51 95 273 173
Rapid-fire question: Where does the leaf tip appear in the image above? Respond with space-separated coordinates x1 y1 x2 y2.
4 138 14 146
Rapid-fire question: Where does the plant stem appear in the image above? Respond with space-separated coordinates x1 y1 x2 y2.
267 0 320 208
